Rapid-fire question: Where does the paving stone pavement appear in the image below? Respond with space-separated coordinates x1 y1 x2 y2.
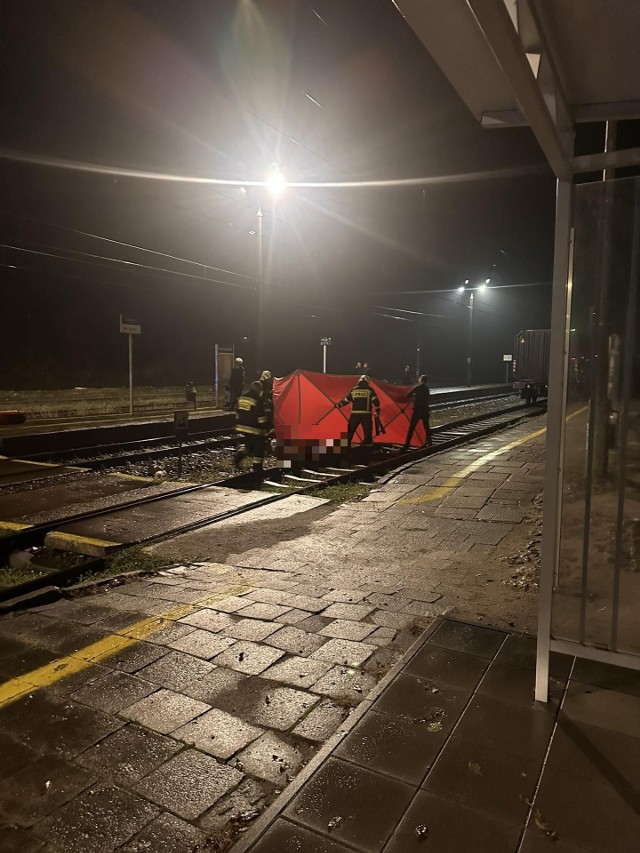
234 618 640 853
0 419 547 851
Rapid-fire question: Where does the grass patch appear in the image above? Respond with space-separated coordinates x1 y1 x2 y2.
0 564 53 590
79 546 167 584
307 481 373 503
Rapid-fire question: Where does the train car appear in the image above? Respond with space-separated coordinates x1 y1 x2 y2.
512 329 550 404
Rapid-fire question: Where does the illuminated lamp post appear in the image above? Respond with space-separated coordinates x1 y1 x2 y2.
459 278 490 386
256 167 286 370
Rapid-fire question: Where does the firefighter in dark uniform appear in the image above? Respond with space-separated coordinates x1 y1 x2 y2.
234 381 267 473
403 374 432 449
259 370 274 433
336 375 381 448
260 370 275 459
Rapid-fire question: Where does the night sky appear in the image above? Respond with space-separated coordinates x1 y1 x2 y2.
1 0 559 389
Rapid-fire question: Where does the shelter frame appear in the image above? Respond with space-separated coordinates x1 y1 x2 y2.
395 0 640 701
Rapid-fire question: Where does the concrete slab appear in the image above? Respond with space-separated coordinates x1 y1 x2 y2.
135 750 243 820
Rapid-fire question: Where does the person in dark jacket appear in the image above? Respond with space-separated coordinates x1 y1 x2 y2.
336 375 381 447
259 370 274 433
229 357 245 410
403 374 432 449
234 381 267 473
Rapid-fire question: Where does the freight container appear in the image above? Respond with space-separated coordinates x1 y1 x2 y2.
512 329 550 404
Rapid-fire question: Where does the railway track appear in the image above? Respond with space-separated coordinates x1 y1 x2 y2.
12 427 238 469
4 390 521 482
0 401 545 605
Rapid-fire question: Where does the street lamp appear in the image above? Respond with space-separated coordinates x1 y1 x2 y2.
256 168 287 369
465 279 490 386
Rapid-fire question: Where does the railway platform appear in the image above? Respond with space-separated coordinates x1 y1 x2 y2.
1 413 635 852
0 409 236 458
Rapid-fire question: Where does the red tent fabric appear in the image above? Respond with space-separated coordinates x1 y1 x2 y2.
273 370 427 447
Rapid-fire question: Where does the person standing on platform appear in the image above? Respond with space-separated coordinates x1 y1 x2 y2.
234 380 267 474
403 364 412 385
336 374 381 449
403 374 432 449
229 357 245 410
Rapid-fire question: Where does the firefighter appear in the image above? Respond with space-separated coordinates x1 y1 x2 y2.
229 357 245 410
259 370 274 433
403 374 432 449
234 381 267 474
336 374 381 448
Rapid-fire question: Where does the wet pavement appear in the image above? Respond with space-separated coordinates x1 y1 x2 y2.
1 414 612 851
237 618 640 853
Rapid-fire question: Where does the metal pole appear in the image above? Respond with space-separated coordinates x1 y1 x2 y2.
466 292 474 386
505 361 508 384
535 179 573 703
256 206 264 370
214 344 219 409
128 333 133 415
322 344 327 374
416 346 421 379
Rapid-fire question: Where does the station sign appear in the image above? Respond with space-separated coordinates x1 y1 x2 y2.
120 315 141 335
174 410 189 436
320 337 332 346
503 353 512 362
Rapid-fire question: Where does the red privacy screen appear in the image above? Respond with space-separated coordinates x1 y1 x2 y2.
273 370 427 447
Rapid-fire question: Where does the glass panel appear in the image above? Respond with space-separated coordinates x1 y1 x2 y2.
552 176 640 655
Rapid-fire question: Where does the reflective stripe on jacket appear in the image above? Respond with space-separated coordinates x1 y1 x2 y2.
337 386 380 414
236 388 267 435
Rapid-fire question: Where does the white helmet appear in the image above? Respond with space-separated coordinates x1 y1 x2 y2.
235 357 244 364
260 370 273 381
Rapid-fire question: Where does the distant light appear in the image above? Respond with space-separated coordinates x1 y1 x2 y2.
478 283 487 293
239 187 247 194
485 278 491 284
458 285 465 293
464 279 470 285
248 229 256 235
570 327 576 332
265 168 287 197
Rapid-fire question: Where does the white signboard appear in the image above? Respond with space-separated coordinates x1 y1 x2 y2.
321 337 331 346
120 315 141 335
503 353 512 362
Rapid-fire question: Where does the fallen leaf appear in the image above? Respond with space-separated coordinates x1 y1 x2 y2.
415 824 430 840
534 808 559 841
327 816 343 832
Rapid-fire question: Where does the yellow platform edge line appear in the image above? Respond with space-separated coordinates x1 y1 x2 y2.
0 582 252 708
45 532 120 549
0 521 34 533
109 472 156 482
400 405 587 507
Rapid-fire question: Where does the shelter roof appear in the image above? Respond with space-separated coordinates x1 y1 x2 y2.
395 0 640 178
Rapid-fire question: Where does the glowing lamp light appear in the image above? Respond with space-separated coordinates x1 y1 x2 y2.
478 283 487 293
265 168 287 197
458 285 465 293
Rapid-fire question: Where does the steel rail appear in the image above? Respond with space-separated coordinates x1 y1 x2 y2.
0 403 545 605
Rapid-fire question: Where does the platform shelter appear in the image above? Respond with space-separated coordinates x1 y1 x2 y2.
396 0 640 700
